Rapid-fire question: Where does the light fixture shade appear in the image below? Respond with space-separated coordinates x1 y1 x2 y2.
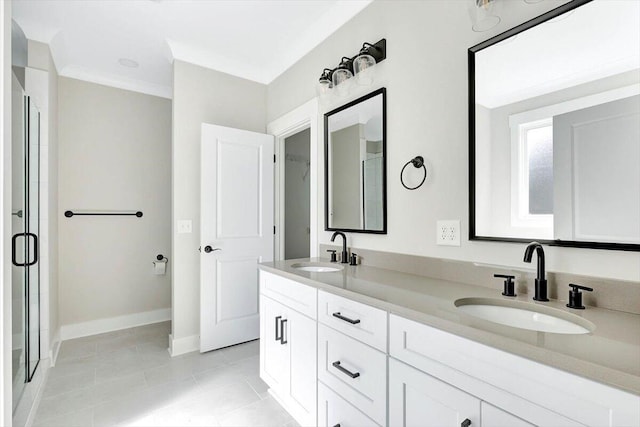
316 79 332 97
332 63 353 96
316 69 333 98
354 53 376 86
469 0 501 32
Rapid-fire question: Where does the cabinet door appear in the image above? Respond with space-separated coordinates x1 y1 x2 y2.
260 295 289 397
481 402 534 427
389 358 480 427
287 308 317 426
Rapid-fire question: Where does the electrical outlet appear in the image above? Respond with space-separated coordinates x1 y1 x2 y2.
437 220 460 246
177 220 192 234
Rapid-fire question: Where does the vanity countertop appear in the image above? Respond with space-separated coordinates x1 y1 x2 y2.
259 258 640 396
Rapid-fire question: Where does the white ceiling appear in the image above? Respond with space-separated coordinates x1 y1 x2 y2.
475 0 640 108
12 0 372 99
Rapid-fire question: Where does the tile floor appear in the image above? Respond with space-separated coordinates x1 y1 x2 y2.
33 322 298 427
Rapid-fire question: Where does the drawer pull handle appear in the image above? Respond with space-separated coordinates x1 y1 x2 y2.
333 425 341 427
280 318 288 345
461 419 471 427
332 312 361 324
332 361 360 378
275 316 282 342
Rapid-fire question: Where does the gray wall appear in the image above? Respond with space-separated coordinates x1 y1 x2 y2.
171 60 266 345
58 77 171 326
267 0 639 281
330 124 361 229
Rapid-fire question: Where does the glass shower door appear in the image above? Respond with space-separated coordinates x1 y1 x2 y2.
11 73 41 412
11 73 27 410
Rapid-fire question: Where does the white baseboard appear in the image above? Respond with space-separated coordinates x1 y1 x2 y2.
49 328 61 366
14 358 50 427
169 333 199 357
60 308 171 341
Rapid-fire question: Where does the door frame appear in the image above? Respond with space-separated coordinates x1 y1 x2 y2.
267 98 319 261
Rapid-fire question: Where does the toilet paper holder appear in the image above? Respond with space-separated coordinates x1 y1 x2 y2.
153 254 168 275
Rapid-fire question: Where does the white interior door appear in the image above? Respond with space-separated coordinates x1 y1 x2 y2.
200 123 274 352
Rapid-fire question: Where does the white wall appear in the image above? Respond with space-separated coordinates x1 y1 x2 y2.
267 0 640 282
171 60 266 350
1 2 13 424
58 77 171 333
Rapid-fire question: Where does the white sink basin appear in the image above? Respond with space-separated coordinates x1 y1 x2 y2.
291 262 344 273
454 298 595 335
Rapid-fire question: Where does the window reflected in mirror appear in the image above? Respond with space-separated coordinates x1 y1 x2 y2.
470 0 640 249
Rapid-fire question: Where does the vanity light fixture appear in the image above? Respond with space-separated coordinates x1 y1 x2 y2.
316 39 386 98
316 68 333 99
332 57 354 96
469 0 501 32
354 42 380 85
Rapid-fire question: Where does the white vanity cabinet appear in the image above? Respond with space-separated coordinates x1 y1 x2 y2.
259 271 317 427
259 269 640 427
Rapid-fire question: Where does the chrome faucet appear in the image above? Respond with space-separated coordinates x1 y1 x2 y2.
523 242 549 301
330 231 349 264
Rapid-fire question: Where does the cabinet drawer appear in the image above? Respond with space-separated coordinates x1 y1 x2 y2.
260 270 317 319
389 358 480 427
318 381 380 427
318 290 387 351
318 324 387 425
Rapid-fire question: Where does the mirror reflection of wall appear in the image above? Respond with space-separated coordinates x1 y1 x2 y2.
325 88 386 233
472 0 640 247
284 128 311 260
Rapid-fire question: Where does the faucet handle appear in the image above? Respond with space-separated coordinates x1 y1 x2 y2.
494 274 516 297
327 249 337 263
566 283 593 310
349 253 358 266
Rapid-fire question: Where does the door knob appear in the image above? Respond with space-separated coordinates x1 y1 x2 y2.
204 245 221 253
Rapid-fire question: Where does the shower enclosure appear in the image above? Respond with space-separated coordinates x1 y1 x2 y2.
11 71 41 411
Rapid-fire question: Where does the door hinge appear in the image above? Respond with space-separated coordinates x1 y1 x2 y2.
273 225 276 235
273 154 276 163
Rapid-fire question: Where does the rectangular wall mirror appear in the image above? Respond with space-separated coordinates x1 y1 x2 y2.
469 0 640 251
325 88 387 234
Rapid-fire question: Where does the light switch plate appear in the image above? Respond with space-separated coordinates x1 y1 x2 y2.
177 220 192 234
437 220 460 246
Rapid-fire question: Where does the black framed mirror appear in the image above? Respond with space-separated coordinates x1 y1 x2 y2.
325 88 387 234
469 0 640 251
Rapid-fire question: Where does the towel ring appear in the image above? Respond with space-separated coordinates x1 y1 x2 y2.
400 156 427 190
